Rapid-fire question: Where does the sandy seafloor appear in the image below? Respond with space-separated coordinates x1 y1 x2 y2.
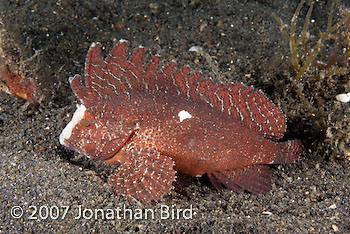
1 0 350 233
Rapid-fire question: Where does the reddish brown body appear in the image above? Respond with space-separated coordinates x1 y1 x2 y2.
60 40 301 203
0 57 38 103
111 94 282 176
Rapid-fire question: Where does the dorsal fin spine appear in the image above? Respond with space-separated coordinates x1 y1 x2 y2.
79 40 287 139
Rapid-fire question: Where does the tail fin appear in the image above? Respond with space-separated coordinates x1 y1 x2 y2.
274 140 302 164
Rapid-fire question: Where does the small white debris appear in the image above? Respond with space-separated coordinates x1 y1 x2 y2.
262 211 273 215
178 110 192 122
336 92 350 103
328 204 337 209
189 46 201 52
332 224 339 232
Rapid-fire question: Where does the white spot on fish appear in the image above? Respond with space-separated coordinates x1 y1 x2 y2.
178 110 192 122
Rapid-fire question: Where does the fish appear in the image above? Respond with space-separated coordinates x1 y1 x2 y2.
0 55 39 103
59 39 302 204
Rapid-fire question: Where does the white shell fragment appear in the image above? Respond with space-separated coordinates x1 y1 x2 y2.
262 211 273 215
336 92 350 103
189 46 201 52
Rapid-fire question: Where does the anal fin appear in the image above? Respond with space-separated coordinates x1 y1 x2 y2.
208 165 271 195
108 148 176 204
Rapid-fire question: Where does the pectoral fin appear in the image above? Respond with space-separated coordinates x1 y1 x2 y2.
108 148 176 204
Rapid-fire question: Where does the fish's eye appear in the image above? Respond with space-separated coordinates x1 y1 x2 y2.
126 119 140 130
78 118 91 127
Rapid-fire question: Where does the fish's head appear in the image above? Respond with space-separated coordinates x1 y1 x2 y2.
59 103 136 161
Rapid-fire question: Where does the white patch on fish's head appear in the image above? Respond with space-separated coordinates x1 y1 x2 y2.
178 110 192 122
59 104 86 146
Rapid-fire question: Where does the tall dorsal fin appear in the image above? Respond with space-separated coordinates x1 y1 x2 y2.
70 39 286 139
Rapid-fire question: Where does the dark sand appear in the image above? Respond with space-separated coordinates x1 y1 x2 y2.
1 0 350 233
